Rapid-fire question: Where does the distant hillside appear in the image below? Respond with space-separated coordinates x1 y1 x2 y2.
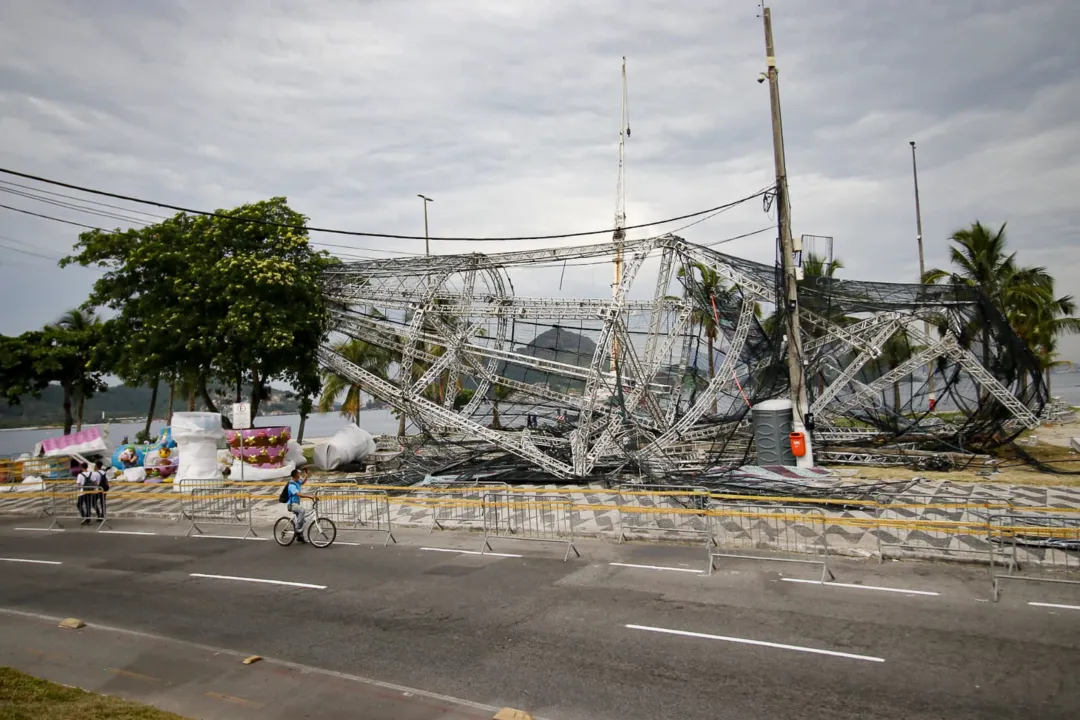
0 382 300 429
500 326 596 394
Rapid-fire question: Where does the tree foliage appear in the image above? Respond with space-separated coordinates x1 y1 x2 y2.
63 197 336 421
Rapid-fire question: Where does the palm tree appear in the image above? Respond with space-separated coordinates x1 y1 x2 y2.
318 339 392 425
678 262 732 414
53 309 102 431
924 221 1080 401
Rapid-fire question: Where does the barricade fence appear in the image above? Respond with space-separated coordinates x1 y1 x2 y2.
708 503 834 582
990 513 1080 601
1 456 73 485
315 487 396 546
875 492 1010 566
1 480 1078 573
422 482 508 533
46 486 110 531
617 484 712 546
186 488 255 539
482 492 580 561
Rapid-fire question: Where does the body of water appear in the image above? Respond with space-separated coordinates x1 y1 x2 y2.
4 372 1080 457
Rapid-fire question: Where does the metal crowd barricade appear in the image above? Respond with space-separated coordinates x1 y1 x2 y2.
176 480 227 522
617 484 712 546
316 487 396 546
424 481 508 533
482 492 580 561
990 514 1080 601
186 488 255 539
708 503 834 582
47 485 110 531
875 491 1006 565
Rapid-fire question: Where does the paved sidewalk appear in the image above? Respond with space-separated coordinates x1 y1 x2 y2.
0 610 502 720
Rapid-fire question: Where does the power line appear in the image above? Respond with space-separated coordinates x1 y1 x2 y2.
0 166 774 243
0 202 101 230
0 185 152 226
0 177 168 218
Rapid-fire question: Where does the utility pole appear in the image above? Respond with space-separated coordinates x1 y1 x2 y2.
909 141 935 407
418 194 434 255
763 6 813 468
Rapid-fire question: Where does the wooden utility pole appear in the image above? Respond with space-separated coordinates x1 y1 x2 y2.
763 6 813 467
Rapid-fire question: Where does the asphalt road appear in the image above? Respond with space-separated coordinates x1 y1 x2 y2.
1 519 1078 719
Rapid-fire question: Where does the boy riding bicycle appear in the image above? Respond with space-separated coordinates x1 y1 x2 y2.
286 469 314 543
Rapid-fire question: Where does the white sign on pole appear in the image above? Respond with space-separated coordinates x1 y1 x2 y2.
232 402 252 430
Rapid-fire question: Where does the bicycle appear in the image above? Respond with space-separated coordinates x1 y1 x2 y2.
274 498 337 548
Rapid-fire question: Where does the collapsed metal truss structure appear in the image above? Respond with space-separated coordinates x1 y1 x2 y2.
320 234 1047 480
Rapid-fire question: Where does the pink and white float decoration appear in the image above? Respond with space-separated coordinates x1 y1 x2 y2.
224 425 295 481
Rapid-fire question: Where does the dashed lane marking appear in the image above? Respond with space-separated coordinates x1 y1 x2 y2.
781 578 939 596
1029 602 1080 611
0 557 62 565
626 624 886 663
420 547 523 558
609 562 703 574
189 573 326 590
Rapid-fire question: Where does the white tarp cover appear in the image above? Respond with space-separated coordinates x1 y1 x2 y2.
172 412 224 481
314 424 376 471
286 440 307 468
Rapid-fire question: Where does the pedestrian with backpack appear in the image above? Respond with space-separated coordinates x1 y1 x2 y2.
75 462 92 525
282 469 313 543
89 461 109 520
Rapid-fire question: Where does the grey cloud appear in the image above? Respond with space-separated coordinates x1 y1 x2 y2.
2 0 1079 357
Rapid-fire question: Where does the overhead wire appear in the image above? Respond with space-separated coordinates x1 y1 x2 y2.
0 166 773 243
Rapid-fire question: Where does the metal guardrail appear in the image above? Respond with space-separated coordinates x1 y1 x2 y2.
617 484 711 546
0 456 73 484
186 488 255 539
316 487 396 546
482 492 580 561
708 503 834 582
875 492 1009 566
423 481 508 533
990 513 1080 601
177 480 227 522
46 486 110 531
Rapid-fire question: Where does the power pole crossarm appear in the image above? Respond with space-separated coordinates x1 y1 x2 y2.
763 6 814 468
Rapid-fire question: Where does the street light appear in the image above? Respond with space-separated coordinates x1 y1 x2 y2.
910 141 935 407
417 194 434 255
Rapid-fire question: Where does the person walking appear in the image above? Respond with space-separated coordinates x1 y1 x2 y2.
89 460 109 521
75 462 92 526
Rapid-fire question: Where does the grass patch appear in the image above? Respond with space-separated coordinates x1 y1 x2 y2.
0 667 187 720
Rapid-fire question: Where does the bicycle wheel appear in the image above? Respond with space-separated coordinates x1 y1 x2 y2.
307 517 336 548
274 517 296 546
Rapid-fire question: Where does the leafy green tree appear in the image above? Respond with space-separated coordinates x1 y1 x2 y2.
53 309 104 430
0 320 107 435
64 198 334 423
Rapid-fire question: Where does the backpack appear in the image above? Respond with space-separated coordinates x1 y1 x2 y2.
278 483 290 503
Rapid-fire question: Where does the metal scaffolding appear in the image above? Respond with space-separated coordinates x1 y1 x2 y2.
320 234 1047 480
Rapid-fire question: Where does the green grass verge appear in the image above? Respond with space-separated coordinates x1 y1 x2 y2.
0 667 187 720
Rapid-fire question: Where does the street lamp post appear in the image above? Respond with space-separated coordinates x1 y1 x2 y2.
418 194 434 256
909 141 935 407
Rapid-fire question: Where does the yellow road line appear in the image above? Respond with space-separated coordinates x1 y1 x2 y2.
108 667 161 683
206 691 264 709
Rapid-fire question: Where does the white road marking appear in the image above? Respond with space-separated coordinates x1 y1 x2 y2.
420 547 522 558
191 535 268 541
1029 602 1080 611
0 557 62 565
781 578 939 596
626 624 886 663
189 573 326 590
609 562 703 574
101 531 158 536
14 527 63 532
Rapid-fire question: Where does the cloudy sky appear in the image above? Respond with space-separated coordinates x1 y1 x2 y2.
2 0 1079 356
